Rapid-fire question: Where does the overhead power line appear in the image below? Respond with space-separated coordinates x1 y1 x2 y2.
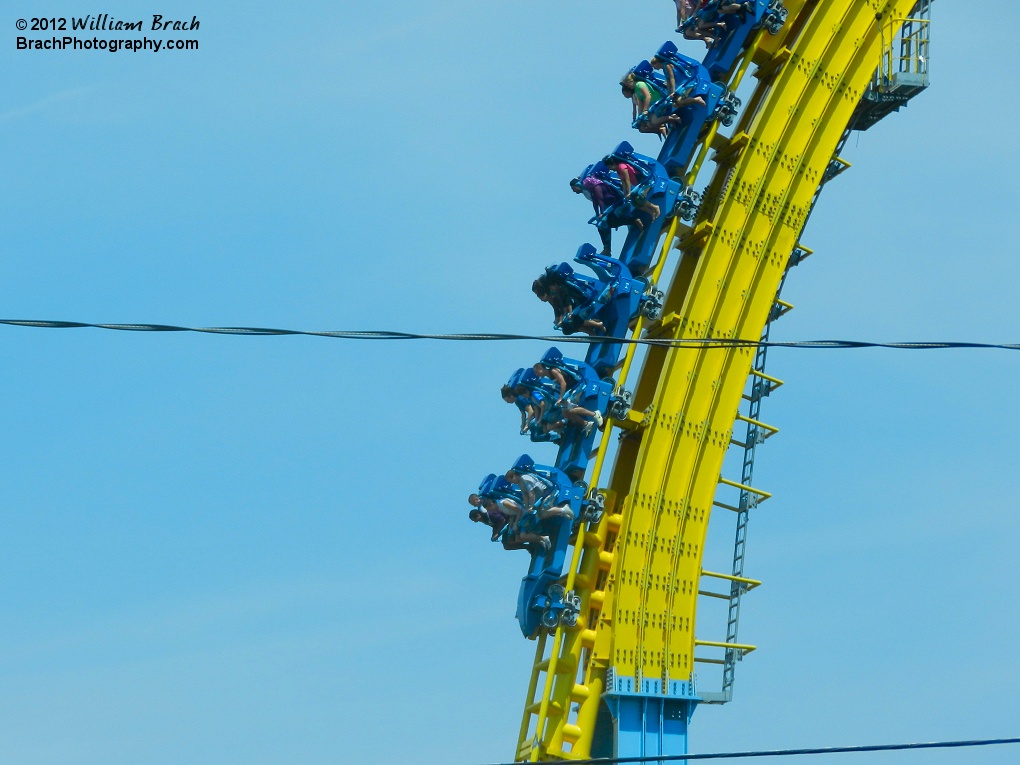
485 736 1020 764
2 319 1020 352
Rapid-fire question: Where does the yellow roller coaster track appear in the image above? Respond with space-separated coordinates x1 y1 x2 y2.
515 1 920 760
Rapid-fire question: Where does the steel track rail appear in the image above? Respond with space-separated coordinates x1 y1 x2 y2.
515 2 919 759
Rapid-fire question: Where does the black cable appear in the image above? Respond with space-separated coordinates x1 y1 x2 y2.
2 319 1020 351
486 736 1020 764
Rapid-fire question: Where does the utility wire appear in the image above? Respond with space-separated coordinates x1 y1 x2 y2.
2 319 1020 352
484 736 1020 764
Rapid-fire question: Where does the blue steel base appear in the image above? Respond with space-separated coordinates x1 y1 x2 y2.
591 673 699 763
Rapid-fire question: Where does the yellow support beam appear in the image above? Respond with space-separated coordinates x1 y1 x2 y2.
772 298 794 319
718 477 772 500
697 590 731 600
795 245 815 263
613 407 647 433
712 500 742 514
749 368 784 388
694 640 757 654
735 413 780 438
701 570 762 590
753 46 791 83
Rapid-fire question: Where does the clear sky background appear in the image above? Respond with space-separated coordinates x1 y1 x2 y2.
0 1 1017 764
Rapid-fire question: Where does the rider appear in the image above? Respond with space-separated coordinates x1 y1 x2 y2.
623 69 707 137
474 494 552 552
673 0 696 31
570 176 619 256
532 273 606 335
533 361 605 435
504 468 575 523
683 1 755 46
502 384 536 435
468 507 509 541
621 71 669 138
602 155 661 225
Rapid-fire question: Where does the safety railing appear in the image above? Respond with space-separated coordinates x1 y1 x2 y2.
874 1 931 92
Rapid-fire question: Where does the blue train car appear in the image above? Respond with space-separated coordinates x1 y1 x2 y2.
649 42 737 178
550 244 662 377
478 472 521 504
689 0 788 81
535 347 614 478
594 142 682 275
508 454 587 638
540 243 662 334
507 347 613 464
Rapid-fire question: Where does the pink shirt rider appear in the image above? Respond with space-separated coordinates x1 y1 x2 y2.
675 0 696 22
615 162 640 187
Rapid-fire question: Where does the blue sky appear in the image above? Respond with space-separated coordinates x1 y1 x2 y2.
0 1 1017 763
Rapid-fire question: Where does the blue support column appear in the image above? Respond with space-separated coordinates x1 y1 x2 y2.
591 672 699 762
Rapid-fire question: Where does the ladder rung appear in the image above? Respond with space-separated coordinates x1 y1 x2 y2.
525 700 565 716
